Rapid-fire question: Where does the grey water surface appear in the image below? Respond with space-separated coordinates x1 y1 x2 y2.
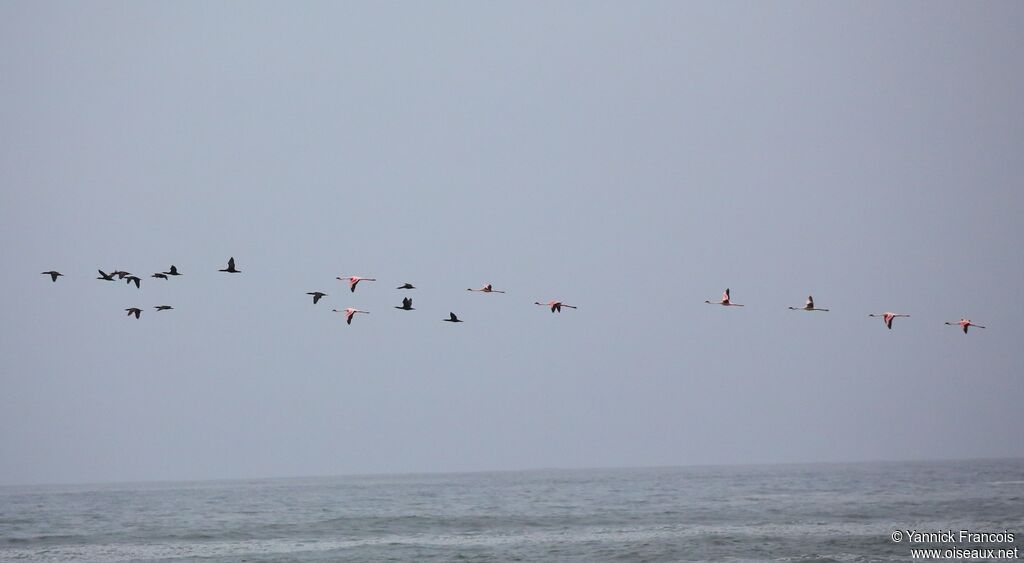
2 459 1022 562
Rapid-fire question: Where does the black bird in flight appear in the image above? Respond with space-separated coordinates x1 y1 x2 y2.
163 265 182 276
41 271 63 282
125 307 142 319
307 292 327 304
219 257 240 273
443 312 463 323
397 283 415 289
395 297 414 311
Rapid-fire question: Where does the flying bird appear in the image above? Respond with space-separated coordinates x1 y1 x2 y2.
97 269 116 281
219 257 240 273
125 307 142 319
395 297 414 310
706 288 743 306
467 283 505 293
151 273 168 280
163 265 182 276
535 300 577 313
125 276 141 289
443 312 463 323
154 305 173 311
397 283 416 290
337 276 376 292
869 312 909 329
789 295 829 312
41 271 63 282
307 292 327 304
112 270 131 280
332 307 369 325
945 318 985 334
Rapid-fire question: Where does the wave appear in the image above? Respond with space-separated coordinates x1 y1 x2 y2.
0 522 909 563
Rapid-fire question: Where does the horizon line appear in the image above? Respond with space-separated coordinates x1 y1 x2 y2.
3 454 1021 489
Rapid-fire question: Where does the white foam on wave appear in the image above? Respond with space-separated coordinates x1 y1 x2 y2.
0 521 905 563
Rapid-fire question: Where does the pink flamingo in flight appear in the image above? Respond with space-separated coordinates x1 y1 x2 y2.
945 318 985 334
467 283 505 293
332 307 369 325
706 288 744 307
789 295 829 312
868 312 909 330
337 275 376 293
535 300 576 313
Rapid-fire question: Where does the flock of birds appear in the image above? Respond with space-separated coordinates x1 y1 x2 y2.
38 259 579 326
40 259 986 334
703 288 984 333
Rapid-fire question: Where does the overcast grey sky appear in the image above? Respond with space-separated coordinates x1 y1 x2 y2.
2 2 1022 485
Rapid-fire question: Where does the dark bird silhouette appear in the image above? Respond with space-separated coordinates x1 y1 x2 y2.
112 270 131 280
97 269 116 281
41 271 63 282
443 312 463 323
397 283 416 290
163 265 182 276
535 300 577 313
125 307 142 319
154 305 173 311
219 257 240 273
395 297 414 310
152 273 168 279
125 276 141 289
307 291 327 304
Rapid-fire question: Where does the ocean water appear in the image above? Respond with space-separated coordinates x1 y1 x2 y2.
2 459 1022 562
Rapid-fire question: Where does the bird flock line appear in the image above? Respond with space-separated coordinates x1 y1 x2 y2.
39 260 986 334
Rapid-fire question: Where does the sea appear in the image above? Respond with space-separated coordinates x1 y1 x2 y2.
2 459 1022 562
